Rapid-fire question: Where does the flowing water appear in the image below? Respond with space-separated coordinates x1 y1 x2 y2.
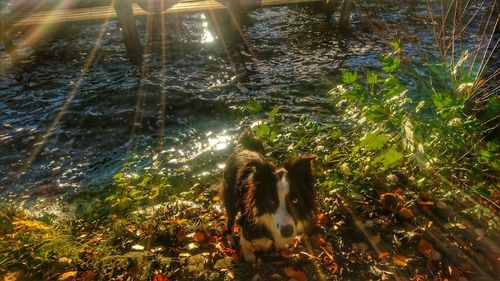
0 1 495 207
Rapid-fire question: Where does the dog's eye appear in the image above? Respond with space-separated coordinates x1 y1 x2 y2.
292 198 299 204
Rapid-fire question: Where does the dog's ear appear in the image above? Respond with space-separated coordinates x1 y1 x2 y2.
286 154 317 179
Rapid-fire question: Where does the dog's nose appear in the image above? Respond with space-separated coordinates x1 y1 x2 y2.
280 224 294 238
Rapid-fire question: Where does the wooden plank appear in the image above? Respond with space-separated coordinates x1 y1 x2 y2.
8 0 323 28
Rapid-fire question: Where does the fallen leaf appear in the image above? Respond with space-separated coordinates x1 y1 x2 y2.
333 263 340 274
131 244 144 251
378 252 390 259
320 246 334 261
175 217 187 224
417 239 434 257
280 248 294 258
392 254 408 267
58 257 72 264
79 270 96 281
213 195 221 201
283 267 308 281
311 234 326 246
398 207 414 219
152 273 170 281
299 251 320 260
58 271 77 281
317 213 329 225
12 219 49 231
270 273 282 280
193 231 205 242
417 201 434 205
176 229 188 242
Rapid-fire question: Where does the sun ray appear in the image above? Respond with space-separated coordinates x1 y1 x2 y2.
20 1 117 175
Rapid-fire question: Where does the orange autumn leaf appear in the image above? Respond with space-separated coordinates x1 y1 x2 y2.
152 273 170 281
417 201 434 205
317 212 329 225
417 239 434 256
333 263 340 274
378 251 390 259
193 231 205 242
392 254 408 267
58 271 77 281
283 267 308 281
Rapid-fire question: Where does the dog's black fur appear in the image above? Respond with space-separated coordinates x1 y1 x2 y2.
221 129 316 262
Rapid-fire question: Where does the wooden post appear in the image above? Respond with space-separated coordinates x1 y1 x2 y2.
321 0 336 21
339 0 354 29
113 0 143 64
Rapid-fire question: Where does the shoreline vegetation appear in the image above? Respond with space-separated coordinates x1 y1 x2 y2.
1 0 498 280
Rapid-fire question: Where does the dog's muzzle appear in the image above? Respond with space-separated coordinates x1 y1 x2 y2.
279 224 294 238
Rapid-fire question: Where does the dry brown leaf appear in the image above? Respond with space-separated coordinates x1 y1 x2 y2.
320 246 334 261
398 207 415 219
176 229 188 242
283 267 308 281
417 239 434 256
58 271 77 281
270 273 282 280
392 254 408 267
280 248 294 258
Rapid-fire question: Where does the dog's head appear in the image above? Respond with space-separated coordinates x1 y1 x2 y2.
245 154 316 245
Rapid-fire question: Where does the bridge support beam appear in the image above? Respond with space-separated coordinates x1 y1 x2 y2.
339 0 354 29
114 0 143 64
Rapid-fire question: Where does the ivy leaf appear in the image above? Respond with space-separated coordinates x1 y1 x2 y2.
342 71 358 84
372 146 404 170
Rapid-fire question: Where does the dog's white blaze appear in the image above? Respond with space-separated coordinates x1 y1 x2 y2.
273 170 293 229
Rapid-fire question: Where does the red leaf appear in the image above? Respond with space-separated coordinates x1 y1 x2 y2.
283 267 308 281
193 231 205 242
378 251 390 259
152 273 170 281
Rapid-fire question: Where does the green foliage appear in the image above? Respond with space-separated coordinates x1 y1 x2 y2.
105 172 170 216
246 99 264 113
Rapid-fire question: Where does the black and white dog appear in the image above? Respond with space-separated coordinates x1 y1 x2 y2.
221 129 316 262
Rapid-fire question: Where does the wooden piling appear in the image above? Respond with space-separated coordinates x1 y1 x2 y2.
113 0 143 64
339 0 354 29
